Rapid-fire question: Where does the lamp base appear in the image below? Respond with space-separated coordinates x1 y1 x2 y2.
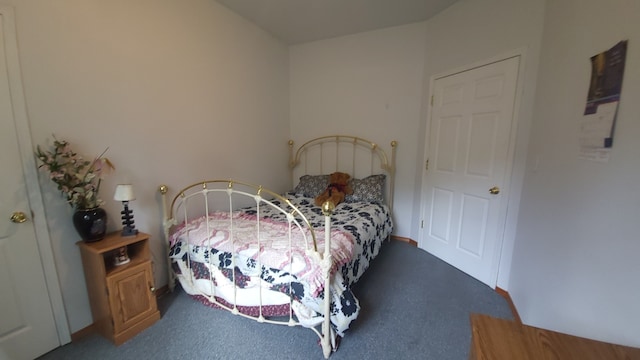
121 226 138 237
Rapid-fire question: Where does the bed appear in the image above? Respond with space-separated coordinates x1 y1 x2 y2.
159 135 397 358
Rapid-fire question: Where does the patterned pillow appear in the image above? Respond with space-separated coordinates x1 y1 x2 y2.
346 174 386 203
293 174 329 197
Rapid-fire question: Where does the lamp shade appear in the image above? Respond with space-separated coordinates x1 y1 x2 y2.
114 184 136 201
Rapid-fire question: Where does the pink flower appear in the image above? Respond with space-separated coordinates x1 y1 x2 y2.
35 137 114 209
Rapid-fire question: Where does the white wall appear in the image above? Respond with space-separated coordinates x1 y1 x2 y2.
417 0 545 288
510 0 640 347
9 0 288 333
289 22 427 237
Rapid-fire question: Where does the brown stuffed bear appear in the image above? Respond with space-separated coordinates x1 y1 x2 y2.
315 172 353 207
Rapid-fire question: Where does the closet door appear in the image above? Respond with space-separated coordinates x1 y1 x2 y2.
420 56 520 287
0 7 66 359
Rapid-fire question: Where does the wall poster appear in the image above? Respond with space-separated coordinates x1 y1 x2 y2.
579 40 627 162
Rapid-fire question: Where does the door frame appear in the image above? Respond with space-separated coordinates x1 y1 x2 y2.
1 5 70 344
419 48 527 288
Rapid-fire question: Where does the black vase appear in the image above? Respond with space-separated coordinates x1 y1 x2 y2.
73 207 107 242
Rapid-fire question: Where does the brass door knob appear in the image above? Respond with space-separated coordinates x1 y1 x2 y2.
10 211 28 223
489 186 500 195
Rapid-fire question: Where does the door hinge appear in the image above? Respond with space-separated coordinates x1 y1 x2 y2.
430 95 434 106
425 158 429 171
421 220 424 228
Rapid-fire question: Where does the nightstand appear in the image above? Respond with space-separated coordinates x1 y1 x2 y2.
77 231 160 345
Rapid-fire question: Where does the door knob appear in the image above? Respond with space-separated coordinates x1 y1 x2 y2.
9 211 27 224
10 211 28 223
489 186 500 195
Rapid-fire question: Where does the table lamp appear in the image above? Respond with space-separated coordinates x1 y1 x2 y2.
113 184 138 236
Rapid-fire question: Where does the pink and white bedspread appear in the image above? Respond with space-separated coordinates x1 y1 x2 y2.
168 193 393 336
169 211 354 297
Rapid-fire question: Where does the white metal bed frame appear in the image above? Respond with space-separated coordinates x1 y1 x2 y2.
289 135 397 212
159 135 396 358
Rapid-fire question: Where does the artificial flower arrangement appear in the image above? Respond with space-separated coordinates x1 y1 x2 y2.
35 137 114 210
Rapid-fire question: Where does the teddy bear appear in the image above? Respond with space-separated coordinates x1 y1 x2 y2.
314 171 353 207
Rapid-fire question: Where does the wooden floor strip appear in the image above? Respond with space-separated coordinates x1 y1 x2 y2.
495 287 521 324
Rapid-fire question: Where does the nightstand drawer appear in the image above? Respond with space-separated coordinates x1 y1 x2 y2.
107 261 157 334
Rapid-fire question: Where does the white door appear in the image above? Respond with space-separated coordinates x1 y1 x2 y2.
0 7 67 360
420 56 520 287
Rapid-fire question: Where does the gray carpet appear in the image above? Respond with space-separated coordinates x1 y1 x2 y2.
38 241 513 359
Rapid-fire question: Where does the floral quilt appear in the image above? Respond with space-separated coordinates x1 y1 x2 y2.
168 192 393 337
261 193 394 287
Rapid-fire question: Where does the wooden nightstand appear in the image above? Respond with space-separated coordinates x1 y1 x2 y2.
77 231 160 345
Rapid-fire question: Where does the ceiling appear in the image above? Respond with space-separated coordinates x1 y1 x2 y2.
214 0 459 45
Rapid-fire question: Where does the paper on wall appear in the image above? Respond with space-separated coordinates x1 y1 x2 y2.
578 40 627 162
578 101 618 149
